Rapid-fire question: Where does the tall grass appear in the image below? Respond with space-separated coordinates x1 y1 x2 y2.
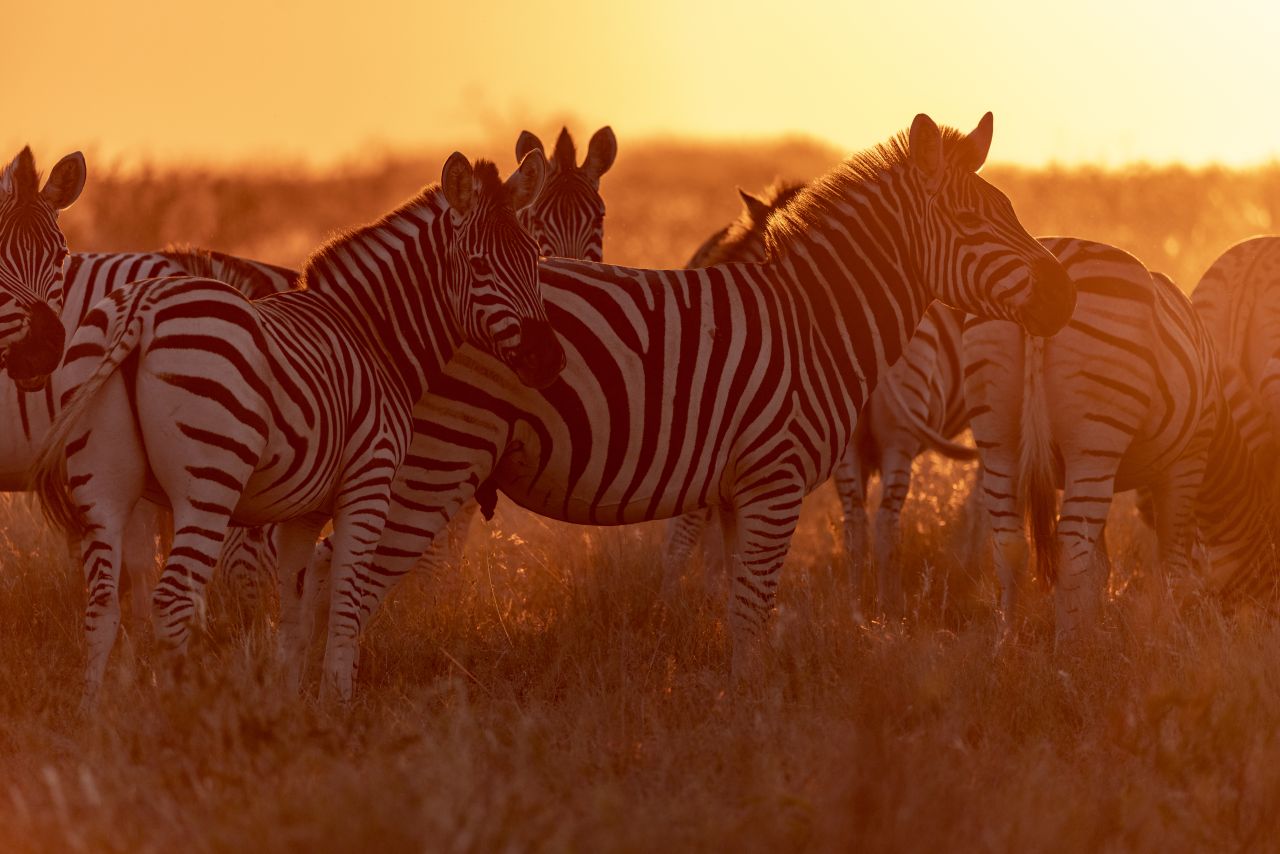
5 141 1280 850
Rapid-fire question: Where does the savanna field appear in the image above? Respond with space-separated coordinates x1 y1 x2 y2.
8 137 1280 851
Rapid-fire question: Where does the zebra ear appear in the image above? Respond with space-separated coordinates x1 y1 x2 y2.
441 151 475 216
41 151 86 211
505 149 547 211
737 188 770 223
515 131 545 164
581 126 617 184
908 113 945 192
957 112 994 173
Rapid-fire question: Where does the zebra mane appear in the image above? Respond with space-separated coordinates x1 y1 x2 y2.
0 147 40 202
552 128 578 171
762 125 971 261
298 159 508 289
688 180 806 267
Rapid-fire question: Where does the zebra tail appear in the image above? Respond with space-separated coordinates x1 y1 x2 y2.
880 373 980 461
31 300 148 537
1018 335 1058 585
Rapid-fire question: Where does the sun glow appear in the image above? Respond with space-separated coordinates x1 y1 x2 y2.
8 0 1280 167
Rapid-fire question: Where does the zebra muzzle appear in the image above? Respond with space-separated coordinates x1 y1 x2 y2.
1022 258 1077 338
508 318 566 389
6 301 65 391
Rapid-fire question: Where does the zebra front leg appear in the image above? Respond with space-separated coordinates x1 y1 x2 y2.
724 481 804 681
416 500 480 575
833 441 871 623
659 509 711 599
873 446 915 621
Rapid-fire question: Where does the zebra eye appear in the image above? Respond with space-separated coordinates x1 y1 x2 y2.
957 211 983 229
469 256 493 277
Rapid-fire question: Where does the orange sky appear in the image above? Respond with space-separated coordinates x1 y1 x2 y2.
8 0 1280 169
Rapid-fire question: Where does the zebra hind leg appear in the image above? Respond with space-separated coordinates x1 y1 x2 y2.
833 443 871 624
873 446 915 622
272 518 329 694
659 510 711 600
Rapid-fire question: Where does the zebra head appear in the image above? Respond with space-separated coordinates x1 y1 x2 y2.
0 147 84 391
688 181 806 267
908 113 1075 338
440 150 566 389
514 126 616 262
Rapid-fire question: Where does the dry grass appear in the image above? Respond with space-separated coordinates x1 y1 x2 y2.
5 140 1280 851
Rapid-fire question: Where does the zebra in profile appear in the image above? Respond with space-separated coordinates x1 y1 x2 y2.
965 238 1277 640
225 127 619 606
660 181 978 619
0 147 86 389
34 151 563 704
300 113 1078 698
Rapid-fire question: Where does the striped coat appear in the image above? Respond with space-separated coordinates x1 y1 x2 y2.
661 182 977 620
965 238 1277 640
34 153 564 704
299 113 1078 693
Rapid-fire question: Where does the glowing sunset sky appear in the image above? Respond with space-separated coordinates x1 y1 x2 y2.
8 0 1280 168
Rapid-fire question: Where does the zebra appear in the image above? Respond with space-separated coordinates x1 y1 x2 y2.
223 126 619 607
33 151 564 704
299 113 1079 697
964 237 1277 641
660 181 979 620
1190 235 1280 467
516 126 616 262
0 146 86 390
0 248 297 628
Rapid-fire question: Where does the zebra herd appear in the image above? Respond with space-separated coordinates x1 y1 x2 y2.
2 111 1277 707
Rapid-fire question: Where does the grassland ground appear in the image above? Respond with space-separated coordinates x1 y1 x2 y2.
3 455 1280 852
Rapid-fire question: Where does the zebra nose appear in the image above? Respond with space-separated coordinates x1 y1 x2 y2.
509 318 565 389
1023 258 1076 338
7 301 65 389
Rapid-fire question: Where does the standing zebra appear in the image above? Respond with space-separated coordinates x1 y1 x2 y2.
228 126 619 606
965 238 1277 640
0 147 86 389
300 113 1078 697
1191 236 1280 466
0 248 300 624
34 151 564 703
660 181 978 620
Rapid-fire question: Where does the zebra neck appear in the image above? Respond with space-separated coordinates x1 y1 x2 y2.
773 192 931 417
303 208 460 402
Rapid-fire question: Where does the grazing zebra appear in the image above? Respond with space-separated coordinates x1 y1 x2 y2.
0 147 86 389
660 182 978 620
965 238 1277 641
301 113 1078 697
1191 236 1280 465
34 151 563 703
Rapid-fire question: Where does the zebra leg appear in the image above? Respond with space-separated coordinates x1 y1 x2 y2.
416 501 480 575
873 446 915 620
833 442 871 623
659 510 711 598
59 374 147 708
272 518 328 693
724 481 804 681
150 501 238 659
121 501 162 637
701 511 729 602
1053 476 1116 642
974 451 1026 642
1149 454 1207 598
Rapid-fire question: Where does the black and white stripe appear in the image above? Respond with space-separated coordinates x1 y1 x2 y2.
299 114 1077 693
34 152 563 704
